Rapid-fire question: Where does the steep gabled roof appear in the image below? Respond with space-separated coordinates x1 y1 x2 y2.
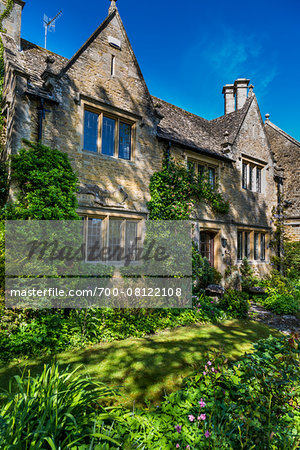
265 120 300 149
57 11 117 77
152 95 253 159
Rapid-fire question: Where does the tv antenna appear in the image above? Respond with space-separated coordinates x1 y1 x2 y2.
43 10 62 49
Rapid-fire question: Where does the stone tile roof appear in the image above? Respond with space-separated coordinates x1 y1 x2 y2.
152 96 253 159
265 121 300 148
2 34 252 159
21 39 67 87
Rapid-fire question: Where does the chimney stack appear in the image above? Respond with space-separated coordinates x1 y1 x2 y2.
0 0 25 49
222 84 235 114
234 78 250 110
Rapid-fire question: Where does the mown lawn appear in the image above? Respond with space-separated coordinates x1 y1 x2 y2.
0 319 280 408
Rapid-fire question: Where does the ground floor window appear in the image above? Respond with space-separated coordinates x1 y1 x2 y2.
81 215 141 263
237 229 267 261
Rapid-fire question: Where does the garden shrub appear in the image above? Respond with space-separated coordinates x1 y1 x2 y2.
259 293 299 315
0 298 226 362
112 334 300 449
218 289 250 318
284 241 300 280
259 271 300 315
4 140 79 220
239 257 259 292
192 245 221 292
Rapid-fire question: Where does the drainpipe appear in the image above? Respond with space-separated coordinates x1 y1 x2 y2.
37 98 50 143
275 175 284 274
165 141 171 168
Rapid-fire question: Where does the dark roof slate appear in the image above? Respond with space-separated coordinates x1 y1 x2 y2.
152 95 253 159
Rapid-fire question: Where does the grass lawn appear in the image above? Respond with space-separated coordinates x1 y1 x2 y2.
0 319 280 408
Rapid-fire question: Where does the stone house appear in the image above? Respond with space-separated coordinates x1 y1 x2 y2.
0 0 299 277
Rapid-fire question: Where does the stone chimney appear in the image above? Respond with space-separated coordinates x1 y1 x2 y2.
0 0 25 49
222 84 235 114
234 78 250 110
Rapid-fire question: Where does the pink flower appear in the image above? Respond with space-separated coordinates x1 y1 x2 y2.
186 446 190 449
188 414 195 422
207 361 212 366
205 430 211 438
176 445 180 449
211 367 215 372
203 371 207 376
198 414 206 421
175 425 182 433
211 301 214 303
198 398 206 407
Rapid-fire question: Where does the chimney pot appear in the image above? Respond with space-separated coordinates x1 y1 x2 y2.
234 78 250 110
222 84 235 114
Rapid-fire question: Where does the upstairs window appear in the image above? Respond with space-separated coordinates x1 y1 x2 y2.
83 108 133 160
119 122 132 160
242 160 263 193
84 111 98 153
188 159 217 187
102 116 116 156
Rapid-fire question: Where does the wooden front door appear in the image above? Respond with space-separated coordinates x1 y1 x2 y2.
200 231 215 267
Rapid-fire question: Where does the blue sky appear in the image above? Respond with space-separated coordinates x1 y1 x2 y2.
21 0 300 140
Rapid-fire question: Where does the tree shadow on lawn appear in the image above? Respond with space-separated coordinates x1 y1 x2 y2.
0 320 280 408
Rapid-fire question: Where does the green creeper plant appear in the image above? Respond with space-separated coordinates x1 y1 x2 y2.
4 140 79 219
147 156 229 220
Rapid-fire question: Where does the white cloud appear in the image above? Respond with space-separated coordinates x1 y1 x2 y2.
193 28 278 96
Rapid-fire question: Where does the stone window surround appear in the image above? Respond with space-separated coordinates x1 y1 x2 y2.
81 101 137 161
241 155 267 194
237 227 268 263
187 154 220 187
80 213 144 264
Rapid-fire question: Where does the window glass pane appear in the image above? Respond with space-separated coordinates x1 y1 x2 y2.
102 116 116 156
254 232 259 260
260 234 265 260
208 167 215 187
84 110 98 152
198 164 205 181
249 166 253 191
108 220 122 261
244 232 250 259
87 218 102 261
256 168 262 193
237 231 243 260
119 122 131 160
242 163 247 189
200 231 214 266
125 221 138 261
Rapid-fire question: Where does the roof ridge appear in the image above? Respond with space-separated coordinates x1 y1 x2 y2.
265 121 300 148
209 96 253 123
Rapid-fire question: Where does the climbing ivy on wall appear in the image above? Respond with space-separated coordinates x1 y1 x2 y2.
0 1 15 202
0 0 14 104
3 140 79 220
147 155 229 220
